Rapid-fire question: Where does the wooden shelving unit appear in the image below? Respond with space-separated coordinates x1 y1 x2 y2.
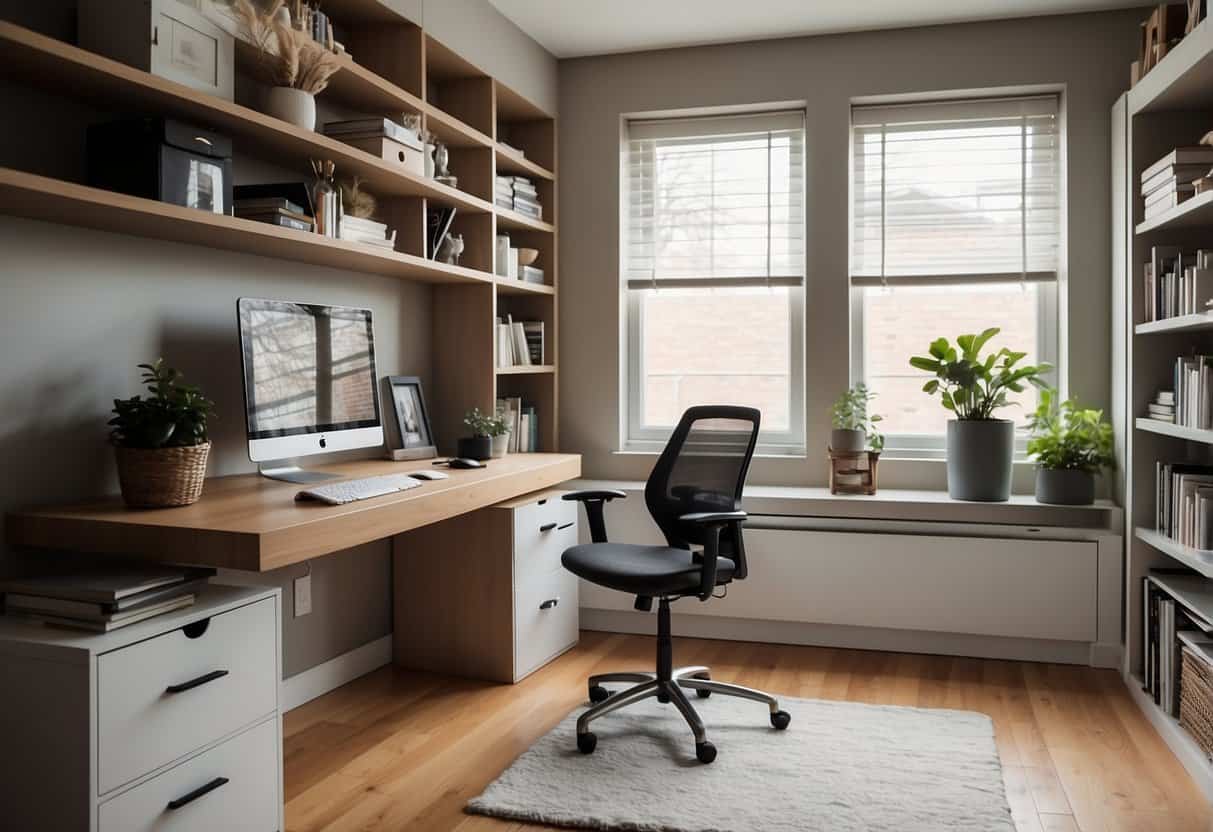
1114 15 1213 797
0 4 559 454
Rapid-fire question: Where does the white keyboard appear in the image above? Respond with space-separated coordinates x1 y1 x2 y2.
295 473 423 505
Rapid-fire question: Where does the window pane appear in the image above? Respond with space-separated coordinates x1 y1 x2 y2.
640 287 791 431
861 284 1042 437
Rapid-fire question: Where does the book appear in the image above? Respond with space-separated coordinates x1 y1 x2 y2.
7 591 196 624
1144 182 1196 209
523 321 544 364
234 196 305 215
1144 191 1192 219
237 209 315 232
520 265 545 284
1142 148 1213 184
10 594 196 632
0 565 211 605
3 573 211 616
234 183 313 216
1142 164 1213 197
323 118 421 149
511 320 531 365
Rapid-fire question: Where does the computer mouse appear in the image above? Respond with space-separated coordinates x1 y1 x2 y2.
409 470 449 481
447 458 484 469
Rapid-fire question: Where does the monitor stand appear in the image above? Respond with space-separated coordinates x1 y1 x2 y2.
258 464 340 484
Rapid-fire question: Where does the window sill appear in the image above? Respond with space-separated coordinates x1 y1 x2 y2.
614 448 808 460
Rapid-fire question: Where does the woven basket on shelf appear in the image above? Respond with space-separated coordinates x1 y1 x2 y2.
114 441 211 508
1180 646 1213 761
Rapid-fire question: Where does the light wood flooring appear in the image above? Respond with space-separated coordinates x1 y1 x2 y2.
283 631 1212 832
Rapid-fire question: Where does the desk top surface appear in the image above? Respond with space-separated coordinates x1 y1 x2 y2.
6 454 581 572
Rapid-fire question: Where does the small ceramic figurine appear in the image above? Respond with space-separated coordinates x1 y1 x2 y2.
437 233 465 265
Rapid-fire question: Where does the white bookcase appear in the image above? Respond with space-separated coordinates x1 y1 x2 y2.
1113 15 1213 799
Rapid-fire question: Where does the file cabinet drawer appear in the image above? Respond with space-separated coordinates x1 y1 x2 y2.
99 717 280 832
514 495 577 583
98 597 278 794
514 569 578 680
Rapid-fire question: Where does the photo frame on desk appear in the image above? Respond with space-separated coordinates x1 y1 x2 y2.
383 376 437 461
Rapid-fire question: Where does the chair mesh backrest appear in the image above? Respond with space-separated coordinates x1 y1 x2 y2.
644 405 760 550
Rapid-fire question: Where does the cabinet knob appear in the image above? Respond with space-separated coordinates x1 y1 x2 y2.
539 598 559 610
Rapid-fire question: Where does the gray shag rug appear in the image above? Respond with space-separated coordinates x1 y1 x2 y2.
468 693 1014 831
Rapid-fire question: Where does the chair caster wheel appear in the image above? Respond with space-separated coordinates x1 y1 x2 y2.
577 731 597 754
588 685 609 704
695 741 717 764
695 688 712 699
770 710 791 730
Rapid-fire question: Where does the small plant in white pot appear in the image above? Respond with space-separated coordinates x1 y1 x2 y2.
459 407 510 460
1026 389 1114 506
830 384 884 453
234 0 341 131
909 328 1050 502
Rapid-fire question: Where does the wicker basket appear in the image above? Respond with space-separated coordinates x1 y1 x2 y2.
114 442 211 508
1180 645 1213 761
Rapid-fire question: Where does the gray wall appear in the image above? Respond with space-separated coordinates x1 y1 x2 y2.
0 0 555 679
557 10 1143 490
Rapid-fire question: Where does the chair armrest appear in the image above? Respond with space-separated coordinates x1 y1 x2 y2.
562 490 626 543
562 489 628 502
679 511 747 600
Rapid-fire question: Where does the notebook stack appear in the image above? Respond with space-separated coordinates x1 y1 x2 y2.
339 215 396 250
495 175 543 220
0 565 214 632
495 314 544 367
1141 147 1213 220
495 395 539 452
1147 390 1176 423
322 118 422 150
234 196 315 233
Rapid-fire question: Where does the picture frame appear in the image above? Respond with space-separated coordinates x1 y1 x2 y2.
383 376 437 460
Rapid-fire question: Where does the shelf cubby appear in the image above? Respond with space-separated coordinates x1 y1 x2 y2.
425 36 494 139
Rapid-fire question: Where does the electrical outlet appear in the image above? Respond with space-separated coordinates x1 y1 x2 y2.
294 573 312 617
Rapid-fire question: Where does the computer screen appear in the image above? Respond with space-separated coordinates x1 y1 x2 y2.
238 299 381 459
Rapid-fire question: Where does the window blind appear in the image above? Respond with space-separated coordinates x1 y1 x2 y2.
851 95 1060 287
625 110 805 291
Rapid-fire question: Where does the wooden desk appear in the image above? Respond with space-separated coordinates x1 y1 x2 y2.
6 453 581 571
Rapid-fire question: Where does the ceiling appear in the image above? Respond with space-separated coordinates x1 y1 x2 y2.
487 0 1145 58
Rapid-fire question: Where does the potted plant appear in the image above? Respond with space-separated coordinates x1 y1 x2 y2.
909 328 1050 502
109 360 215 508
830 383 884 453
1026 389 1114 505
234 0 341 131
460 407 509 460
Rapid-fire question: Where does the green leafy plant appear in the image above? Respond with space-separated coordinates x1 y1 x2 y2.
909 328 1051 420
109 360 214 449
831 384 884 452
1026 389 1115 472
464 407 510 438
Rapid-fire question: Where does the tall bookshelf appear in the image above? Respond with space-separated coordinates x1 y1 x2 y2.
1114 15 1213 799
0 5 558 453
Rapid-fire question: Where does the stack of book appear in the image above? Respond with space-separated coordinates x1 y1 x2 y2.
495 176 542 220
495 395 539 453
235 196 315 233
0 566 213 632
1141 147 1213 220
495 314 544 367
1147 390 1176 423
1173 355 1213 428
339 215 396 250
322 118 422 151
1143 575 1213 717
1156 462 1213 549
1143 246 1213 321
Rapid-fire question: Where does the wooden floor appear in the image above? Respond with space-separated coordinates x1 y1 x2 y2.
283 631 1211 832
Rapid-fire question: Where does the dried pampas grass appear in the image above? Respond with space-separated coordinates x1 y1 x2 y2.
233 0 341 94
340 177 377 219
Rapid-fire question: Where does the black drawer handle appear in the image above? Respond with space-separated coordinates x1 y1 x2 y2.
557 522 574 531
540 598 559 610
166 669 229 694
166 776 228 811
539 522 557 532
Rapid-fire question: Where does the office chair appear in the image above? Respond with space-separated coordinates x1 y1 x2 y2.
560 405 789 764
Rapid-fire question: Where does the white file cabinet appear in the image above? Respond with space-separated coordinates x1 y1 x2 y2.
0 584 282 832
394 488 580 682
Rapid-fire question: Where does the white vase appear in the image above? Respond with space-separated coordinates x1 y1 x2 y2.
266 87 316 131
424 143 436 178
491 433 509 459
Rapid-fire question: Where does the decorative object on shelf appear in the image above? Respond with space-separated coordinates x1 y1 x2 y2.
1136 3 1193 82
401 113 423 137
828 450 880 496
339 176 376 219
383 376 437 461
86 118 234 215
433 142 458 189
910 328 1050 502
427 205 457 260
460 407 509 460
829 383 884 454
437 233 465 265
496 234 512 277
1026 389 1114 506
423 131 437 178
1187 0 1206 35
78 0 236 101
233 0 339 131
109 359 214 508
310 159 338 237
516 248 539 268
325 119 425 175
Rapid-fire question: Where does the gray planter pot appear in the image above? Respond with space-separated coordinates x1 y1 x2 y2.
1035 468 1095 505
830 428 866 452
457 436 493 460
946 419 1014 502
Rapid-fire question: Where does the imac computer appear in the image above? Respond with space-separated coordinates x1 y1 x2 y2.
238 298 383 482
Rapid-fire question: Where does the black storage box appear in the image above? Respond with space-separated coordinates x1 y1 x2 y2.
86 118 233 214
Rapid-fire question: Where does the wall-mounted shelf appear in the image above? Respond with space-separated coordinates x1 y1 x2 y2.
1136 527 1213 579
1136 313 1213 334
497 208 555 233
1135 417 1213 444
497 280 556 296
495 146 554 180
496 365 555 375
1136 189 1213 234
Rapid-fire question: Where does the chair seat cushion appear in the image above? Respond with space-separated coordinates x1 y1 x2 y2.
561 543 735 596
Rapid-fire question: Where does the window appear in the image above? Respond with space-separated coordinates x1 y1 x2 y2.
850 95 1061 456
623 110 806 453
